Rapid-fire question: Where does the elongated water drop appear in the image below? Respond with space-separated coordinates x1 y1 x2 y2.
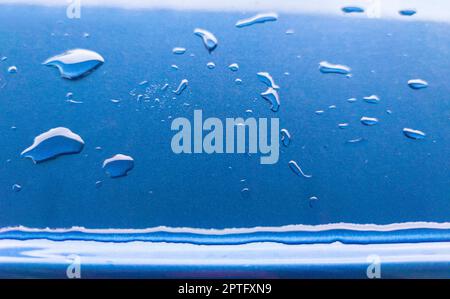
280 129 291 147
235 13 278 28
399 9 416 16
403 128 426 140
342 6 365 13
408 79 428 89
257 72 279 89
363 95 380 104
194 28 218 53
172 47 186 55
360 116 379 126
228 63 239 71
43 49 104 79
288 160 312 178
103 154 134 178
173 79 188 95
207 62 216 69
260 87 280 112
21 127 84 163
319 61 351 75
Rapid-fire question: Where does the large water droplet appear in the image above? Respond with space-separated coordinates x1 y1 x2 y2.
341 6 365 13
281 129 291 147
399 9 417 16
319 61 351 75
288 160 312 178
228 63 239 71
260 87 280 112
172 47 186 55
173 79 188 95
194 28 218 53
257 72 279 89
235 13 278 28
43 49 104 79
408 79 428 89
21 127 85 163
403 128 426 140
360 116 379 126
363 95 380 104
103 154 134 178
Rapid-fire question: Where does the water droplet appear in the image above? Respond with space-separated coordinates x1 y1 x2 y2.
403 128 426 140
288 160 312 178
235 78 242 85
260 88 280 112
12 184 22 192
21 127 85 163
66 92 73 99
240 187 251 199
399 9 417 16
329 105 336 109
173 79 188 95
285 29 295 35
338 123 349 129
228 63 239 71
315 110 324 115
172 47 186 55
207 62 216 69
341 6 365 13
95 180 103 188
408 79 428 89
43 49 104 79
347 97 357 103
319 61 351 75
103 154 134 178
8 66 17 73
1 56 7 62
360 116 379 126
83 32 90 38
110 98 121 103
171 64 179 70
161 83 169 91
194 28 218 53
257 72 280 89
281 129 291 147
363 95 380 104
347 137 364 144
235 12 278 28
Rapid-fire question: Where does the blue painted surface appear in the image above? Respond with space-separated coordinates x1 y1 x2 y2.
0 0 449 278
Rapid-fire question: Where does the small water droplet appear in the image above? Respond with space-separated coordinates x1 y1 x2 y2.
95 180 103 188
338 123 349 129
240 187 251 198
1 56 7 62
257 72 280 89
173 79 188 95
8 66 17 73
399 9 417 16
194 28 218 53
235 12 278 28
21 127 85 163
228 63 239 71
207 62 216 69
83 32 90 38
408 79 428 89
341 6 365 13
347 97 357 103
103 154 134 178
280 129 291 147
288 160 312 178
319 61 351 75
363 95 380 104
43 49 104 79
403 128 426 140
12 184 22 192
285 29 295 35
66 92 73 99
171 64 179 70
315 110 324 115
235 78 242 85
172 47 186 55
347 137 364 144
360 116 379 126
161 83 169 91
260 87 280 112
